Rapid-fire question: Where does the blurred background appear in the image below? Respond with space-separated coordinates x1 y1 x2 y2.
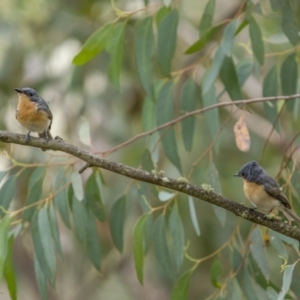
0 0 300 299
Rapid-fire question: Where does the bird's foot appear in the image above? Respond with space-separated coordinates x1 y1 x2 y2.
264 213 282 221
25 132 31 143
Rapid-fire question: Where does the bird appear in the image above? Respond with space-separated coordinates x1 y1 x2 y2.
234 160 300 225
15 87 53 150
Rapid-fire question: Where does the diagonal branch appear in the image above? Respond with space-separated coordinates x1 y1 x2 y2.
1 130 300 240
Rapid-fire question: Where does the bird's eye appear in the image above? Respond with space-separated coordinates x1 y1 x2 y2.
29 92 33 97
241 172 245 176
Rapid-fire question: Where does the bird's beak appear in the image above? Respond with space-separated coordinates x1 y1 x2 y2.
14 88 23 93
234 173 240 177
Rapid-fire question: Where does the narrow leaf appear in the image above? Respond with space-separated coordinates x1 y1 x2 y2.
109 195 126 253
72 196 87 243
170 271 192 300
269 231 288 258
233 116 251 152
85 209 101 270
0 176 16 218
202 46 225 94
71 172 84 201
202 76 219 151
142 96 156 131
54 185 70 228
85 170 106 222
133 214 149 285
250 227 270 280
23 168 45 222
237 59 253 86
32 213 53 283
208 162 227 226
156 81 182 172
157 9 179 76
73 23 114 65
169 205 185 271
38 207 56 282
249 17 264 65
135 17 154 98
34 254 48 300
0 216 12 282
219 56 243 100
281 1 300 45
141 148 155 171
221 20 238 56
263 65 279 131
180 78 197 151
199 0 216 35
156 6 170 26
281 53 298 111
4 237 17 300
185 24 222 54
188 196 200 236
210 259 223 288
106 22 126 88
48 203 63 256
277 264 295 300
277 232 299 253
153 214 175 280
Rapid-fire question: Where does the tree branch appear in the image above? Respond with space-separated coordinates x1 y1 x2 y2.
1 130 300 240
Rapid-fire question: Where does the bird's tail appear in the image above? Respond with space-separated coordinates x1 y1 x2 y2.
38 130 53 152
282 207 300 226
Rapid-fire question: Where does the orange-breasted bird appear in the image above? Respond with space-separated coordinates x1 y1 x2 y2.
15 87 53 149
234 161 300 225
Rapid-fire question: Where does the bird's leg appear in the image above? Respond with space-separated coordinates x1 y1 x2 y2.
264 209 282 221
25 131 31 143
44 130 50 142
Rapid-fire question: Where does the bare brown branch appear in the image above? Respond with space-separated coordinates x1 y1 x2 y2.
1 130 300 240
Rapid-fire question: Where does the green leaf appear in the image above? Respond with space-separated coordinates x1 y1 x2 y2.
156 81 182 172
237 59 253 86
32 212 53 284
250 227 270 280
157 9 179 76
4 237 17 300
73 23 114 65
141 148 155 171
210 259 223 288
23 168 45 222
278 264 295 300
249 17 264 65
72 196 87 243
85 209 101 270
38 207 56 283
281 53 298 111
135 17 154 98
156 6 170 26
199 0 216 35
277 232 299 253
201 76 219 151
180 78 197 151
34 254 48 300
0 216 12 282
153 214 175 281
263 65 279 131
170 271 192 300
106 22 126 89
169 205 185 271
133 214 149 285
219 56 243 100
0 176 16 218
188 196 200 236
221 20 238 56
54 183 70 229
85 170 106 222
207 162 226 226
48 203 63 257
71 172 84 201
281 1 300 45
235 19 249 35
185 24 222 54
109 195 126 253
202 46 225 94
142 96 156 131
269 231 287 258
